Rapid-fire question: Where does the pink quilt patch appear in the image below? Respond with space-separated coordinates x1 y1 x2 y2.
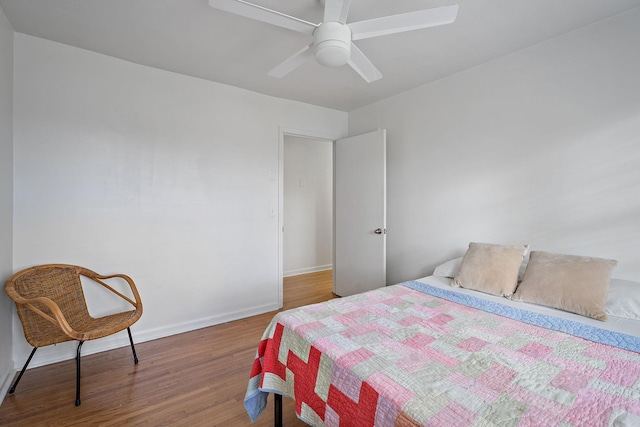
600 358 640 387
403 333 436 350
550 368 592 393
457 336 489 352
518 342 554 359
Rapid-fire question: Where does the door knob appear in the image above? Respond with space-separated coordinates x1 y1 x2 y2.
374 228 383 234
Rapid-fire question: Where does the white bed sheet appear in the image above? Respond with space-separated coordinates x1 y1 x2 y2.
416 275 640 339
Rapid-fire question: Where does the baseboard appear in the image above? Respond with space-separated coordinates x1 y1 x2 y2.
0 368 15 406
284 264 332 277
133 301 281 345
12 301 281 370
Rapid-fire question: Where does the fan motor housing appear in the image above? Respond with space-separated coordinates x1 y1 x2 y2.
314 22 351 67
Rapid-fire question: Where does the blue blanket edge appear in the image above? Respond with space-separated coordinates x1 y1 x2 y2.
401 280 640 353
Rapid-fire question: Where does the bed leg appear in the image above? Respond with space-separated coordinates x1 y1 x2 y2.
274 393 282 427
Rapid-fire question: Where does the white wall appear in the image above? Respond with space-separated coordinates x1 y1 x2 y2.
349 9 640 284
12 33 347 368
0 3 14 396
283 136 333 276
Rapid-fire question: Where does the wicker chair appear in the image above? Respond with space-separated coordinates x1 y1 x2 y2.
5 264 143 406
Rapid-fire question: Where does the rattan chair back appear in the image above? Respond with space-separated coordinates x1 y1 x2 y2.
9 265 90 347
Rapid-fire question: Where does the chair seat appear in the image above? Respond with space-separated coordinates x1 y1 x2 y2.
24 309 141 347
70 309 142 341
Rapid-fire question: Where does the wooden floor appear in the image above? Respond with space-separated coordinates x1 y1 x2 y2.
0 270 335 426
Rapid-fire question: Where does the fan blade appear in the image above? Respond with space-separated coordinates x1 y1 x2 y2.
347 43 382 83
349 5 458 40
268 43 315 78
323 0 351 24
209 0 317 35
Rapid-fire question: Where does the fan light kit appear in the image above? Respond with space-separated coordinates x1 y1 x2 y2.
314 22 351 67
209 0 458 83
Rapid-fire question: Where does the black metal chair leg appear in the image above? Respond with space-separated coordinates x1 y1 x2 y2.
126 327 139 364
12 331 137 406
9 347 38 394
75 341 84 406
274 393 282 427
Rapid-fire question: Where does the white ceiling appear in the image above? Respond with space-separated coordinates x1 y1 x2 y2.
1 0 639 111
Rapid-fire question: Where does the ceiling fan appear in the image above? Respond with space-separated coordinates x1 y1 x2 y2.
208 0 459 83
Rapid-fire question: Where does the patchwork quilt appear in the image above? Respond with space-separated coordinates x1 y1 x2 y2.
245 282 640 426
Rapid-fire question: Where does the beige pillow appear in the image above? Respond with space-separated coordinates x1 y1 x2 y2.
511 251 617 321
452 242 529 297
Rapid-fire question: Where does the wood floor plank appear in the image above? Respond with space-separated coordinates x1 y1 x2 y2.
0 270 335 426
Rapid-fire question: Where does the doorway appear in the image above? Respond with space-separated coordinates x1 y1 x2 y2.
277 128 341 307
283 135 334 277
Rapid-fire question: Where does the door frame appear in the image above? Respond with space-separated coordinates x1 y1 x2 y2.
278 127 343 308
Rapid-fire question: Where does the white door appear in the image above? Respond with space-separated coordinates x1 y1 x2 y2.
334 129 386 297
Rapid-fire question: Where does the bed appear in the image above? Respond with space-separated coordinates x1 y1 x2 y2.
245 246 640 426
